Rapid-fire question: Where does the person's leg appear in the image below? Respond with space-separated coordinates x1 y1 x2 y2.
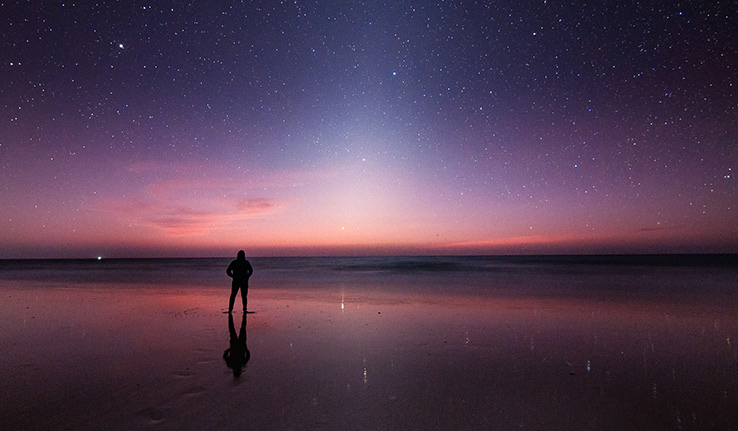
241 285 248 311
229 283 239 313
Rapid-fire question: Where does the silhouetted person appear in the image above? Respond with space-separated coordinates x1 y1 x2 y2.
223 312 250 378
226 250 253 313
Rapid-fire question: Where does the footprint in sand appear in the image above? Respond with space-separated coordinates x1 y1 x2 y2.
181 386 206 397
137 406 167 424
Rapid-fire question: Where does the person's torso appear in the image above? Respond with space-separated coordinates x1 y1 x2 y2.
230 260 251 280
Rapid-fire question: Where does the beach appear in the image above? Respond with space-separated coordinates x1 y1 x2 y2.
1 256 738 430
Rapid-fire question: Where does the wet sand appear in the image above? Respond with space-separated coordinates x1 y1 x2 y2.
2 282 738 430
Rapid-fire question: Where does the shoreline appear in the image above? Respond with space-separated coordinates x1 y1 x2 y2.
2 258 738 429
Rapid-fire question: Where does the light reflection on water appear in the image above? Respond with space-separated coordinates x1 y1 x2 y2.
1 259 738 429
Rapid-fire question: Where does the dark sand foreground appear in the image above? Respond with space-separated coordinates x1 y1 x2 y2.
2 279 738 430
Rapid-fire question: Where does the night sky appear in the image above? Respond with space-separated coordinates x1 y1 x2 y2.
2 1 736 258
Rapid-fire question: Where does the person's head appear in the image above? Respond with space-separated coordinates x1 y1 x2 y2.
237 250 245 260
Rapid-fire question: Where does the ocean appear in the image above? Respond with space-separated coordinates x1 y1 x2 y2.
1 254 736 300
2 254 738 430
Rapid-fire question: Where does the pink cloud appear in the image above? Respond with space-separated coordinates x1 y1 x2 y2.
97 195 283 235
638 225 684 232
94 163 294 236
440 235 567 249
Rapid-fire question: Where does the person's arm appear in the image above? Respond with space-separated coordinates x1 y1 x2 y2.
226 262 234 278
246 261 254 278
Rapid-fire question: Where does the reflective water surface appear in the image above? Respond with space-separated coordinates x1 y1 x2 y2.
1 257 737 430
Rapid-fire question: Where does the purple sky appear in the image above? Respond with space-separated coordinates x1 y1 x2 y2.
1 1 736 258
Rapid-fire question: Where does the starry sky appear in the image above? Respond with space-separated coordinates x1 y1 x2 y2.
1 0 736 258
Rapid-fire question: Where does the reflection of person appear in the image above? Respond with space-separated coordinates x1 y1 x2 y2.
226 250 253 313
223 312 250 378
